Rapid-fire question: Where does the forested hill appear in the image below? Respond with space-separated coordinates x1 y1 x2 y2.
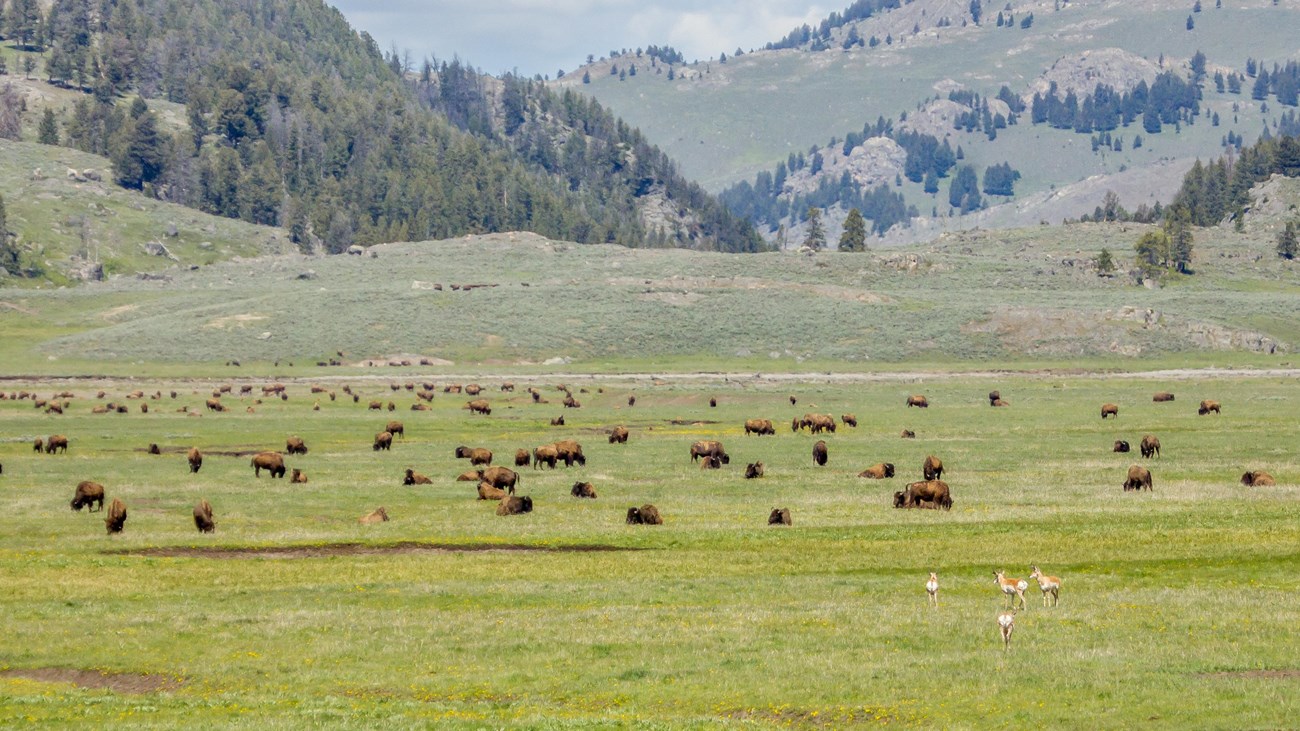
0 0 762 271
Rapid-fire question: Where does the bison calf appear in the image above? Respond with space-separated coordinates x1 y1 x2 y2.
359 507 390 524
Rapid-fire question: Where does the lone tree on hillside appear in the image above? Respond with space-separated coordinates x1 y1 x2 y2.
1097 247 1116 276
0 193 17 275
839 208 867 251
1279 221 1298 260
803 206 826 250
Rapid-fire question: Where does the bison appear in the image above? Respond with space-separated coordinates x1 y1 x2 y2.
923 455 944 481
496 495 533 516
193 499 215 533
988 390 1001 404
745 462 765 479
689 440 728 464
188 447 203 473
148 443 161 455
463 399 492 415
514 449 531 467
562 395 581 409
455 446 493 466
478 466 520 494
627 395 636 407
290 469 308 484
251 451 286 478
744 418 776 436
899 480 953 510
205 398 224 412
104 498 127 533
550 415 565 426
807 414 836 434
457 469 483 482
403 468 433 485
1140 435 1161 459
571 481 598 498
359 507 390 524
700 455 725 470
768 507 792 526
71 481 105 512
386 420 405 439
812 440 828 466
477 482 508 500
285 436 308 455
626 504 662 525
900 429 916 439
1198 400 1221 415
368 400 383 410
1113 440 1130 453
841 414 858 428
991 398 1009 407
1240 471 1275 487
858 463 895 479
45 435 69 454
1153 392 1175 402
1124 465 1153 491
532 445 559 469
608 426 629 444
373 431 393 451
553 440 586 467
907 395 929 408
1101 403 1119 419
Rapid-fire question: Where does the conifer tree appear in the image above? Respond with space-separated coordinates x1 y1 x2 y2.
37 108 58 145
803 206 825 250
1278 221 1297 260
838 208 866 251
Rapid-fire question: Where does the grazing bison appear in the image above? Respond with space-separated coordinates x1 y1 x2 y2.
700 455 725 470
609 426 629 444
1113 440 1130 453
907 395 929 408
842 414 858 428
514 449 531 467
1101 403 1119 419
373 431 393 451
806 414 836 434
791 417 802 433
477 482 508 500
1240 471 1276 487
899 480 953 510
745 462 765 479
689 440 729 464
465 384 482 396
251 451 286 478
745 418 776 436
571 481 598 498
900 429 916 439
496 495 533 516
285 436 308 455
478 466 520 494
553 440 586 467
768 507 792 526
1124 465 1153 491
812 440 829 466
70 481 105 512
368 400 383 410
455 446 494 466
789 395 797 406
626 505 662 525
205 398 224 412
464 399 492 415
532 445 559 469
1153 392 1175 402
359 507 390 524
290 469 308 484
1140 435 1161 459
104 498 127 534
188 447 203 473
627 395 636 407
45 435 69 454
923 455 944 481
193 499 215 533
403 468 432 485
386 421 405 439
858 463 895 479
1198 400 1221 415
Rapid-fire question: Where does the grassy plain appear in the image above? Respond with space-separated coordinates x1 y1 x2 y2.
0 371 1297 728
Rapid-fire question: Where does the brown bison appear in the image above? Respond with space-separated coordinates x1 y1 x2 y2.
907 395 929 408
1101 403 1119 419
858 463 895 479
988 390 1001 404
562 395 581 409
900 429 916 439
571 481 598 498
791 417 802 433
1198 400 1221 415
285 436 308 455
899 480 953 510
626 504 662 525
465 384 482 396
104 498 127 534
1240 471 1275 487
768 507 792 526
841 414 858 428
1140 435 1161 459
923 455 944 481
700 455 725 470
514 449 531 467
455 446 493 466
148 443 161 455
812 440 829 466
188 447 203 473
709 397 718 408
368 400 383 410
550 415 565 426
745 462 765 479
789 395 797 406
386 420 405 439
71 481 105 512
290 469 308 484
403 468 433 486
464 399 492 415
1113 440 1130 453
359 507 390 524
477 483 508 500
45 435 69 454
1124 465 1153 491
744 418 776 436
1153 392 1175 402
456 469 482 482
608 426 629 444
373 431 393 451
193 499 215 533
627 395 636 406
991 398 1009 407
478 466 521 494
533 445 559 469
554 440 586 467
139 403 147 414
807 414 837 434
689 440 729 464
251 451 286 478
205 398 224 412
496 495 533 516
500 382 515 392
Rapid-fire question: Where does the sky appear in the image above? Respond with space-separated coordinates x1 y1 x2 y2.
330 1 830 77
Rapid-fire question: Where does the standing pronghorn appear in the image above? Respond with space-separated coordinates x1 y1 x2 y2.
1029 566 1061 607
926 572 939 608
998 610 1017 651
994 570 1028 610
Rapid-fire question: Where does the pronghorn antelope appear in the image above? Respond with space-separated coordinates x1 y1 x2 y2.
926 572 939 608
998 610 1017 651
994 570 1028 610
1029 566 1061 607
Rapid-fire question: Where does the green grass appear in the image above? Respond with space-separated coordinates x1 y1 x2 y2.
0 373 1297 728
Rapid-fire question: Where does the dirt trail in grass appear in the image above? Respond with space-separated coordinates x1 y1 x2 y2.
0 668 182 694
109 542 638 559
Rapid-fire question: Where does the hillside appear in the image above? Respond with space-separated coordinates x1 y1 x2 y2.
2 177 1297 374
557 0 1300 244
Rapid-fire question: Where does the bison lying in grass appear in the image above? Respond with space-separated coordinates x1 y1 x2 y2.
570 481 598 498
858 463 895 479
1153 392 1175 403
455 446 493 466
496 495 533 516
768 507 792 526
626 504 662 525
1113 440 1130 453
477 483 508 500
1240 471 1275 487
359 507 390 524
745 462 765 479
403 468 433 485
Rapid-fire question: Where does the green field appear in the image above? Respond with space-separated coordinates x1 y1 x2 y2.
0 371 1297 728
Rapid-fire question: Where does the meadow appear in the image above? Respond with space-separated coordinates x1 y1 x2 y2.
0 371 1297 728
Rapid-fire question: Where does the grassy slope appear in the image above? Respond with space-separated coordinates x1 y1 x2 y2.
561 1 1300 197
0 373 1296 728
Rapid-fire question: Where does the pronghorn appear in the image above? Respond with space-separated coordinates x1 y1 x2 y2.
994 570 1028 610
998 610 1017 651
926 572 939 608
1029 566 1061 607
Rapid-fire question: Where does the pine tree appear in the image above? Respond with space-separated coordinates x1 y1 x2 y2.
803 206 825 250
37 108 59 145
838 208 867 251
1278 221 1297 260
1096 247 1116 276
